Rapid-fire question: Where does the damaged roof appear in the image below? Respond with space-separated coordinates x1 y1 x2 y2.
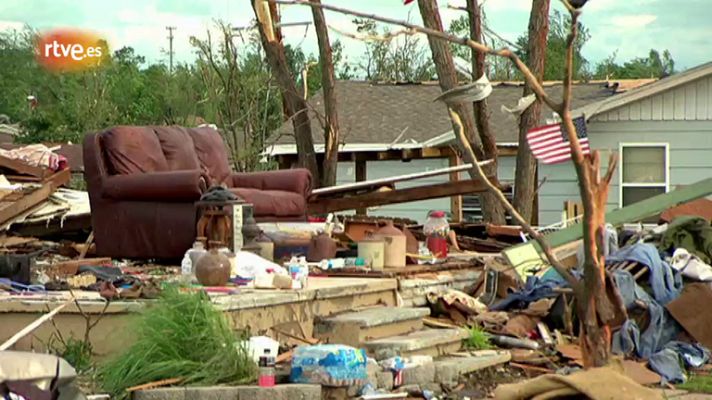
273 80 626 148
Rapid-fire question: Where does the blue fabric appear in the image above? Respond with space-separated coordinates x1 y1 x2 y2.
610 270 680 359
490 272 568 311
606 243 682 304
649 342 710 384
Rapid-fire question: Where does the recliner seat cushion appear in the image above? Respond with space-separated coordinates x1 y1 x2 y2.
230 188 306 217
153 126 201 171
186 127 231 184
102 126 169 174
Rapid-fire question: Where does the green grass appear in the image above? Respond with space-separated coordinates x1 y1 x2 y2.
678 374 712 394
464 325 492 350
60 337 93 374
98 286 257 399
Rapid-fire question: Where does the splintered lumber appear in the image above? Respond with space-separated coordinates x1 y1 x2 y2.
311 159 493 197
0 169 70 226
309 178 493 213
0 299 72 350
0 153 52 179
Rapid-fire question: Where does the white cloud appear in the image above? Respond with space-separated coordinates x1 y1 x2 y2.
0 20 25 31
610 14 657 29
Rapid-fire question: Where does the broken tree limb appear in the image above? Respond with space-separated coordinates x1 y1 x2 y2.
271 0 561 112
0 298 72 351
447 109 581 295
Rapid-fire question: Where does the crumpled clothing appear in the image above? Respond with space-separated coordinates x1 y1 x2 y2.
660 216 712 264
490 272 568 311
648 341 710 384
671 247 712 281
610 270 680 359
606 243 682 305
0 144 67 171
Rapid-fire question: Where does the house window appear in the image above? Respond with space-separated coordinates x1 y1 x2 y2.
619 143 669 207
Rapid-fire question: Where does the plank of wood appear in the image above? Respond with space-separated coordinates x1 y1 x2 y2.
0 299 72 351
0 185 53 226
309 178 491 214
0 154 51 178
310 160 493 197
43 168 71 189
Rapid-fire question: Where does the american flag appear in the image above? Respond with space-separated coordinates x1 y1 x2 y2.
526 116 590 164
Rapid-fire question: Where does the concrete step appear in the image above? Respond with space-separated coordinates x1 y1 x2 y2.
364 327 468 360
314 307 430 348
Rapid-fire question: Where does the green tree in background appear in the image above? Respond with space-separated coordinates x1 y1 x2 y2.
515 10 590 80
353 18 435 82
594 49 675 79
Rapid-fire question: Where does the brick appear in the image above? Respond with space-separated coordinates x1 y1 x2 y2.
376 371 393 391
185 387 239 400
133 388 186 400
401 361 435 385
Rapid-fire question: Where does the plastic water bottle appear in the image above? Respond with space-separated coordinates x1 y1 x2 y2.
181 253 193 281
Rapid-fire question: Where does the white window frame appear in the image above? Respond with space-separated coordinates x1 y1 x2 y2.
618 142 670 208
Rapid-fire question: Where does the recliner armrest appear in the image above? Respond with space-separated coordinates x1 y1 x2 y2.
229 169 312 197
102 170 207 202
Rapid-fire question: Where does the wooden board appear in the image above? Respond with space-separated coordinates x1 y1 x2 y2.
311 160 493 197
311 260 482 278
308 178 491 214
0 169 71 226
0 154 52 179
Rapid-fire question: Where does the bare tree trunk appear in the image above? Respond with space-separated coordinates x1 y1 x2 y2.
252 1 320 182
310 0 340 187
466 0 506 224
512 0 550 223
416 0 501 223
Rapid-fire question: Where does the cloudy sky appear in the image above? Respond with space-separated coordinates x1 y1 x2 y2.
0 0 707 72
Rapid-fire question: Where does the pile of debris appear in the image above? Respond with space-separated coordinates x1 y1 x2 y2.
421 212 712 392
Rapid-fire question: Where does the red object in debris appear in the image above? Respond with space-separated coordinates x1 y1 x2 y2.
424 210 449 258
404 0 415 4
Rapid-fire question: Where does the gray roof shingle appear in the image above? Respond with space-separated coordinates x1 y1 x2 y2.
275 80 618 145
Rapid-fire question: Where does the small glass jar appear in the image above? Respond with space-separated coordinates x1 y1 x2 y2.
423 210 450 259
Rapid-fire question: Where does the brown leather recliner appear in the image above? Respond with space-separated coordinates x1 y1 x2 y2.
83 125 312 259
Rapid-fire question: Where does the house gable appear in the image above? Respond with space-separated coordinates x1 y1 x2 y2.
592 76 712 122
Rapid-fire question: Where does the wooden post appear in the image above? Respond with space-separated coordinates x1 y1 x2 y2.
355 159 367 215
449 155 463 222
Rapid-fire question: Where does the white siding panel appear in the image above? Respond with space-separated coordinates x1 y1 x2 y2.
685 83 697 120
628 100 640 121
599 77 712 122
674 86 686 120
696 78 708 119
663 90 675 120
652 94 664 120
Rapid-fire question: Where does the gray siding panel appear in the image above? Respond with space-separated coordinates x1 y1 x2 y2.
599 77 712 122
538 120 712 225
696 78 708 119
